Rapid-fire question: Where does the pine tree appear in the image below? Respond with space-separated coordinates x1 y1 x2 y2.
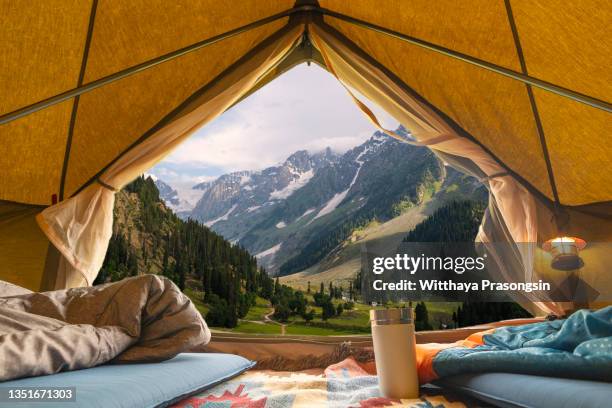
415 302 432 331
100 175 281 327
322 299 336 321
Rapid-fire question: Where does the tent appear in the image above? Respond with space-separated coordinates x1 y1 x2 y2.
1 0 610 317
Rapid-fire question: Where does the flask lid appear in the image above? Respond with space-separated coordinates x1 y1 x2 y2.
370 307 413 325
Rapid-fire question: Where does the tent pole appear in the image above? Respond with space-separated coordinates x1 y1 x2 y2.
0 5 317 126
504 0 562 211
70 22 304 198
59 0 99 201
319 8 611 113
2 4 608 126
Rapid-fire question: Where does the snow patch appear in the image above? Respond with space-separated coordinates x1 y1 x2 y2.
240 174 251 185
313 190 349 220
256 243 282 258
204 204 237 227
275 221 286 229
153 177 204 213
246 205 261 213
144 172 158 181
269 169 314 200
297 208 316 221
174 186 205 212
312 147 369 221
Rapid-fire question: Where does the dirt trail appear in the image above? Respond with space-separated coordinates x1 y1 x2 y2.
264 308 286 335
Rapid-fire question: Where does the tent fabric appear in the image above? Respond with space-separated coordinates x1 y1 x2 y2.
2 1 609 207
0 1 610 315
319 0 612 206
0 202 50 291
0 0 293 205
36 24 303 287
309 23 560 316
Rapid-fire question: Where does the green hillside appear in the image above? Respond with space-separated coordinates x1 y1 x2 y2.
96 176 275 328
276 142 444 276
99 175 528 336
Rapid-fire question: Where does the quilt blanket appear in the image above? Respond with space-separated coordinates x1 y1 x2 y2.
173 358 466 408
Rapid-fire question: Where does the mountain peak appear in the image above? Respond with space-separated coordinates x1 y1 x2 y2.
153 178 200 215
285 150 312 171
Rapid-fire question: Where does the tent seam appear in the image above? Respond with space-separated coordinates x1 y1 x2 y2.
69 21 303 199
59 0 99 202
313 21 558 212
503 0 561 209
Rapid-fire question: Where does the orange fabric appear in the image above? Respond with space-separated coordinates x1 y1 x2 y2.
416 342 456 383
465 328 496 346
415 328 498 383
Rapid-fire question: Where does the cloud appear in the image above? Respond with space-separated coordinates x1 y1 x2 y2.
153 64 397 184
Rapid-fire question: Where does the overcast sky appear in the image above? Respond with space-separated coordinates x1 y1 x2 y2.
149 63 397 187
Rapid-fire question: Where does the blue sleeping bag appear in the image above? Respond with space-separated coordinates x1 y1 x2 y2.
432 307 612 382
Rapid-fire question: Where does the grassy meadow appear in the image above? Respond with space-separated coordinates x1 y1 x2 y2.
186 289 458 336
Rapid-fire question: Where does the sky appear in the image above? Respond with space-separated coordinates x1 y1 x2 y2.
149 63 397 188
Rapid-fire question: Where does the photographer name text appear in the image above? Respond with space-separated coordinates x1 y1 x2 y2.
372 279 551 293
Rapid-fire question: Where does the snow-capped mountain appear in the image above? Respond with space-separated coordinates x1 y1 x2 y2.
186 126 448 274
189 148 340 234
153 178 203 217
150 126 487 277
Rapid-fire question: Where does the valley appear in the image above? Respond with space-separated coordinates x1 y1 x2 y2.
100 128 528 336
280 165 487 291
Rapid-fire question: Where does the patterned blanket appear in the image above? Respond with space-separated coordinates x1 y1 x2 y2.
172 358 466 408
173 308 612 407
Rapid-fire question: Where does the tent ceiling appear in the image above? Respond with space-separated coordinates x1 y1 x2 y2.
64 21 286 198
319 0 611 206
0 0 610 208
0 0 293 205
0 1 93 115
510 1 611 103
321 18 554 201
321 0 523 71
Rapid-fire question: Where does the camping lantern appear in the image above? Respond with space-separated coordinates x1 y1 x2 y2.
543 237 586 270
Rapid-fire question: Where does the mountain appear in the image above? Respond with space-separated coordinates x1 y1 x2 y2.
189 147 340 240
151 177 206 218
96 175 275 328
280 166 487 290
154 178 180 208
189 127 451 275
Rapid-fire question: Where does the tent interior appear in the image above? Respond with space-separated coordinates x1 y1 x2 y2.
1 1 611 407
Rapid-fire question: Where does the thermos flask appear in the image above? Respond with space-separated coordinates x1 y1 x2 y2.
370 307 419 399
